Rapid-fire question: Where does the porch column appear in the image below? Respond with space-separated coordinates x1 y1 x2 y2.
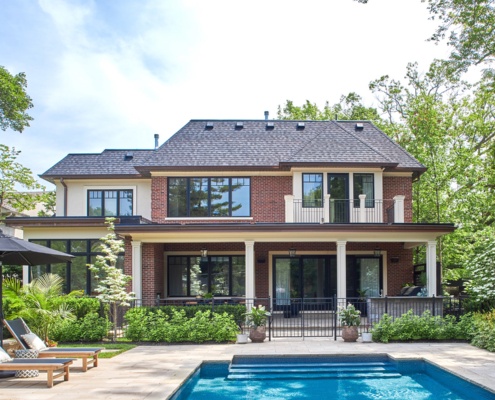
426 240 437 296
393 195 405 223
284 195 294 223
245 241 255 300
337 241 347 300
131 240 142 303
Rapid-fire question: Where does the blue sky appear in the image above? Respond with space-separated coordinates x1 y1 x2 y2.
1 0 449 190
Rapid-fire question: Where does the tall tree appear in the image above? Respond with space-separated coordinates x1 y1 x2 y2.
0 66 33 133
0 144 49 217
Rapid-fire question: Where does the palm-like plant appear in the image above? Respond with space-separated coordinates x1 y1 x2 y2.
3 273 77 342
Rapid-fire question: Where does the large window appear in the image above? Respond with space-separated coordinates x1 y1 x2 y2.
168 177 250 217
28 239 124 294
353 174 374 208
168 256 245 296
88 190 133 216
302 173 323 207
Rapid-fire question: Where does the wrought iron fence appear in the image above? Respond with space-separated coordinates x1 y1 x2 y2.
108 295 469 340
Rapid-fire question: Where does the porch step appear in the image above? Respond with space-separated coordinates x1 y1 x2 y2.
227 361 400 380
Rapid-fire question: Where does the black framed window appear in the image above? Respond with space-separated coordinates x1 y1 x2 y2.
302 173 323 207
168 177 250 217
28 239 124 295
353 174 374 208
168 255 245 296
88 189 133 216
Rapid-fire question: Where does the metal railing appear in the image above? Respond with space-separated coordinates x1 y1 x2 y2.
292 199 395 224
108 295 468 340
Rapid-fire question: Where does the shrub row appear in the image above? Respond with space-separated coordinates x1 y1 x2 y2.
371 310 472 343
144 304 245 325
124 308 239 343
470 310 495 352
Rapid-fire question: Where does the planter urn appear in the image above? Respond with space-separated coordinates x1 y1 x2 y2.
249 326 266 343
341 326 359 342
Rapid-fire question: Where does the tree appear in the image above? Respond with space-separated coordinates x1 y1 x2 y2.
426 0 495 69
88 218 134 341
0 66 33 133
0 144 49 218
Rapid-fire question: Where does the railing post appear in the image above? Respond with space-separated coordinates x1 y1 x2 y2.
333 294 337 341
393 195 405 223
359 194 366 222
432 295 436 316
324 194 330 223
285 195 294 223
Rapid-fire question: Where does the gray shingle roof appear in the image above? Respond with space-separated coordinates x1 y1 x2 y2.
41 149 154 180
41 120 425 181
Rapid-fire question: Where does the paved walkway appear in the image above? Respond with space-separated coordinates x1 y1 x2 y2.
1 339 495 399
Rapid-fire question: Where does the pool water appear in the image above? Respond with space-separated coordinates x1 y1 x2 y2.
171 354 495 400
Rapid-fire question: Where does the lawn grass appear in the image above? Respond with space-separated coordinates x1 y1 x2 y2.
57 342 136 359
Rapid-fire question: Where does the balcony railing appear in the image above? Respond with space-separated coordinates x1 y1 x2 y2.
285 195 405 224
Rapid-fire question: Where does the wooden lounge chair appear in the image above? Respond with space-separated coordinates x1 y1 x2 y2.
4 318 103 372
0 347 73 388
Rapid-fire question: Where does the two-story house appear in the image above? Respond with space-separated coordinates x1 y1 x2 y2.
6 120 455 306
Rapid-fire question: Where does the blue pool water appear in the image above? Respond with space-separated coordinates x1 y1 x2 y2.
171 354 495 399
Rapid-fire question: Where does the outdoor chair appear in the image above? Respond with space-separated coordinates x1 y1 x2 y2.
0 346 73 388
3 318 103 372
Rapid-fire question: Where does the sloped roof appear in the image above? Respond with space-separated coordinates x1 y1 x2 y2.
41 120 425 181
41 149 154 181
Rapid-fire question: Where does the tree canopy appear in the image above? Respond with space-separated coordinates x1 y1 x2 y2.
0 66 33 133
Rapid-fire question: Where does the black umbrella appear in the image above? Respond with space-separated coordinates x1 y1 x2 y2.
0 229 74 348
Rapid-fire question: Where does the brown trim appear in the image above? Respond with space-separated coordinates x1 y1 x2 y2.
4 217 118 228
114 222 456 235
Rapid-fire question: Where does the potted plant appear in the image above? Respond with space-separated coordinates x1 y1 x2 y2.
338 303 361 342
361 325 372 343
245 305 271 343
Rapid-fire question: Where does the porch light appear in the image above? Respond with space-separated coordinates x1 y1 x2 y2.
289 247 297 258
374 247 381 257
200 248 208 258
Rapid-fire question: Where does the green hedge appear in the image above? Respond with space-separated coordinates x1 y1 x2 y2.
124 308 239 343
50 297 111 342
470 310 495 352
371 310 471 343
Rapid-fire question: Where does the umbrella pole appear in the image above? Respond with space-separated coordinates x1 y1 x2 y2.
0 261 14 378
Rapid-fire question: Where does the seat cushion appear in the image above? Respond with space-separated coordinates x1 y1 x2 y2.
0 347 12 363
21 333 48 351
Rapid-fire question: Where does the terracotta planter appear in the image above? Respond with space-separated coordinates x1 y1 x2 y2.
249 326 266 343
341 326 359 342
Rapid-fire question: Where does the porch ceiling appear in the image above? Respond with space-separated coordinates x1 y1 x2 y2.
115 223 455 244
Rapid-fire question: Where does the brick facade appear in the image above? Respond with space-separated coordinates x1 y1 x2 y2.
383 176 414 223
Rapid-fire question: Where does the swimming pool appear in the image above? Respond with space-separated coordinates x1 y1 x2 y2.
170 354 495 399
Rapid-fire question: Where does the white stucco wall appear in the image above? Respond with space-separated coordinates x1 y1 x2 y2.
54 179 152 218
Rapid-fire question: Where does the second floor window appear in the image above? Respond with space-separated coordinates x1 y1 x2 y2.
88 190 133 216
353 174 374 208
168 177 250 217
303 173 323 207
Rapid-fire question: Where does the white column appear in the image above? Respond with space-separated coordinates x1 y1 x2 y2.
245 241 255 300
337 241 347 300
284 195 294 223
426 241 437 296
131 241 142 303
359 194 366 223
393 195 405 223
324 194 331 223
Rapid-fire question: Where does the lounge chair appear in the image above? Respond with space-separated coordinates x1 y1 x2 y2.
0 347 73 388
3 318 103 372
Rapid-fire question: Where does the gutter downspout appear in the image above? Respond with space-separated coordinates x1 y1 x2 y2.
60 178 68 216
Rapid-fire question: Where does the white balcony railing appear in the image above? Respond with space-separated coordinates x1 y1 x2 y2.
284 194 405 224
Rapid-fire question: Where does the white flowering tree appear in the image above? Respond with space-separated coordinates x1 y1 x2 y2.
466 237 495 310
89 218 134 341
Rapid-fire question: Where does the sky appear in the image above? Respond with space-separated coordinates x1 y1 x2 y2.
1 0 450 190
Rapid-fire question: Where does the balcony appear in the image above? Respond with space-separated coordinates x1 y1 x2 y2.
284 194 405 224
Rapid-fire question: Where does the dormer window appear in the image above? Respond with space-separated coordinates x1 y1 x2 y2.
88 190 133 216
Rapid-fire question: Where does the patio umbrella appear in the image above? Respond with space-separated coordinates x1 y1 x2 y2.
0 229 74 348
